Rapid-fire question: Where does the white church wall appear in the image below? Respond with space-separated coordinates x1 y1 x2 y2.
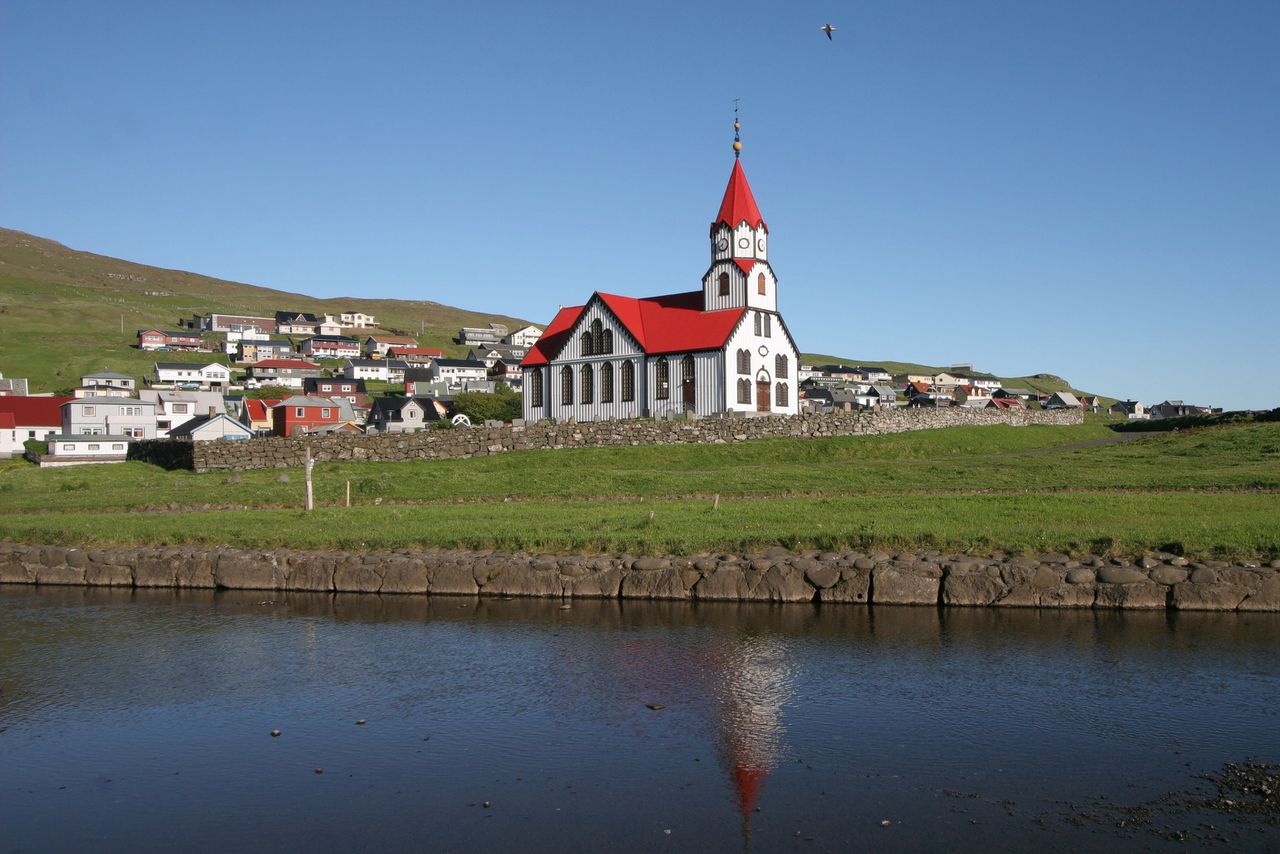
645 351 723 419
723 312 799 415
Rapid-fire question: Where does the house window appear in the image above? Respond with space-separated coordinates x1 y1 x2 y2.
737 349 750 374
600 362 614 403
753 313 761 336
296 408 305 417
173 404 189 414
112 444 125 451
581 364 594 404
530 370 543 407
322 384 331 392
718 272 730 296
655 357 669 400
322 408 331 418
64 444 75 451
561 366 573 405
737 378 750 404
776 382 789 407
621 361 635 402
775 354 788 379
758 272 766 295
84 406 95 416
88 444 100 451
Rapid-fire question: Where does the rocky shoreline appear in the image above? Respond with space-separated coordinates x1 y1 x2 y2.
2 542 1277 611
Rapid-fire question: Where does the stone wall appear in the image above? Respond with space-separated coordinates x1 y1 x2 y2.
2 543 1275 611
128 439 194 470
159 407 1082 472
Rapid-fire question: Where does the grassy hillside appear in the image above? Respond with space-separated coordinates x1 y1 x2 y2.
801 352 1114 404
1 420 1276 559
0 228 538 391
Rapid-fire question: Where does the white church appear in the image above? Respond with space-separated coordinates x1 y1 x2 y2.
520 127 801 422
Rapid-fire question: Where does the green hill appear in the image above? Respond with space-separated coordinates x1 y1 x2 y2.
0 228 536 391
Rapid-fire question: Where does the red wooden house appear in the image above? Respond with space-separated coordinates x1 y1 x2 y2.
271 396 343 437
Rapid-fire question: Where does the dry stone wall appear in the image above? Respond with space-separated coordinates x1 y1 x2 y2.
141 408 1083 472
2 543 1276 612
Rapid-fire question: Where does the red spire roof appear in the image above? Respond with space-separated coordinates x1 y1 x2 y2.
714 159 767 232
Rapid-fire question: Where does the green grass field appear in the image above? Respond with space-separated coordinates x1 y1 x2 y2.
2 421 1276 559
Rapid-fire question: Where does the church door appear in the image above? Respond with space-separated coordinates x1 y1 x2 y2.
756 381 770 412
682 378 695 409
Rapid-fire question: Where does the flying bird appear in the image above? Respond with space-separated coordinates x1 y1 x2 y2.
820 23 837 40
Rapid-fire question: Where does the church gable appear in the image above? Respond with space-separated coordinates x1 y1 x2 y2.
550 294 642 363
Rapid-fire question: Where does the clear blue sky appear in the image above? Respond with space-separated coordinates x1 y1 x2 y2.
3 1 1277 408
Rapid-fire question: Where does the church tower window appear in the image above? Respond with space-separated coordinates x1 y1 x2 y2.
621 361 635 402
560 366 573 405
758 272 766 295
718 272 730 296
600 362 614 403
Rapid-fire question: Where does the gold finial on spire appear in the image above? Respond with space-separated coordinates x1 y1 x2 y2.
732 100 742 157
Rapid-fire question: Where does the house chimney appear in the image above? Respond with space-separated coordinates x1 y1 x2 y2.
209 406 217 417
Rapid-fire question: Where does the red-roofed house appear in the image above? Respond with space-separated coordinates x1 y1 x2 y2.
519 142 799 422
0 396 73 455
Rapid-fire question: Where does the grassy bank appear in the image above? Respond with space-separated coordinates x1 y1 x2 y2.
1 421 1277 558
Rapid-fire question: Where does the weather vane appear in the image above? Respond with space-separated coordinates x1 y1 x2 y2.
733 99 742 158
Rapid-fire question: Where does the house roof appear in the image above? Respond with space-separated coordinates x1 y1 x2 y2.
988 397 1026 410
155 362 227 372
1048 392 1082 406
82 371 134 380
242 398 284 421
714 159 767 232
367 336 418 345
388 347 445 357
303 377 366 391
274 396 341 408
434 358 487 369
52 434 133 442
0 413 14 428
907 381 931 394
64 396 156 407
304 335 359 344
251 359 321 369
276 311 319 323
0 396 74 427
140 330 200 337
870 385 897 398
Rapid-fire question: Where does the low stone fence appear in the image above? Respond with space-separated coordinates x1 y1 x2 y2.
2 543 1275 611
136 407 1084 472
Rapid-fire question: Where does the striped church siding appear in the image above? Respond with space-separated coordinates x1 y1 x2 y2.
645 351 724 419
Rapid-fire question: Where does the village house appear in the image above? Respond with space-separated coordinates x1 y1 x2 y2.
167 413 254 442
300 335 361 360
42 435 133 467
245 359 323 389
521 136 801 422
1044 391 1083 409
338 311 378 328
0 373 30 396
271 396 343 436
0 396 71 456
72 385 133 399
403 371 450 398
235 340 295 363
237 398 284 433
153 362 232 389
489 358 523 387
138 329 203 351
386 346 445 367
343 358 409 383
302 377 368 404
503 325 543 348
1150 400 1215 419
366 396 445 433
1110 400 1148 420
431 358 488 390
468 344 529 369
455 323 508 346
61 397 157 439
188 313 275 334
80 371 137 393
139 390 227 437
993 387 1036 401
365 335 418 357
986 396 1026 411
275 312 342 336
1077 395 1105 413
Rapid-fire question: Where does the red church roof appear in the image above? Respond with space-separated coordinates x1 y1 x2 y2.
521 292 747 367
714 159 767 232
0 396 72 427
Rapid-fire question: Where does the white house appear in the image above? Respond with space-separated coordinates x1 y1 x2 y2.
61 397 157 439
504 325 543 348
300 335 361 360
0 397 69 456
81 371 137 392
431 358 488 390
339 311 378 328
140 390 227 437
153 362 232 389
43 435 133 467
167 413 254 442
521 137 800 422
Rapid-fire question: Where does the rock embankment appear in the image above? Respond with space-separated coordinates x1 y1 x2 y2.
2 543 1276 611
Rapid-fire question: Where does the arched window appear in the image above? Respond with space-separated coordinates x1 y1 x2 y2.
601 328 613 354
655 357 669 400
580 331 593 357
776 382 789 407
737 349 750 374
591 319 604 355
530 370 543 407
560 366 573 405
763 313 772 338
600 362 614 403
621 360 635 401
775 354 788 379
758 272 766 295
718 271 730 296
753 312 762 336
737 378 750 404
581 363 594 404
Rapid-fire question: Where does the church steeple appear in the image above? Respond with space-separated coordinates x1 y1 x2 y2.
703 114 776 313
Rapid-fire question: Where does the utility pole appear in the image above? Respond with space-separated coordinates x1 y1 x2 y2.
305 447 315 512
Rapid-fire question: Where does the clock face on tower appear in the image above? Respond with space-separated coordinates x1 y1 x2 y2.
757 237 766 252
738 237 751 249
716 237 729 252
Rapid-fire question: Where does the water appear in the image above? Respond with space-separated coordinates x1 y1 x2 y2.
1 586 1277 852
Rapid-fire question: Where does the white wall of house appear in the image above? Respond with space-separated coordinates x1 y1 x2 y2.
61 399 157 439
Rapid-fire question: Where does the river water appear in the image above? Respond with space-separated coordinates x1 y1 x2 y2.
1 587 1277 853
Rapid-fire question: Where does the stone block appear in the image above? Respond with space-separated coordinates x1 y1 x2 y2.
215 553 282 590
1239 574 1280 612
802 563 840 589
1149 566 1189 586
483 565 562 597
284 555 335 591
942 571 1005 606
1039 583 1096 608
1096 581 1167 609
750 565 813 602
333 560 382 593
134 553 176 587
564 567 625 598
1097 566 1149 585
1065 567 1096 585
872 565 939 606
84 563 133 587
33 563 86 585
620 566 691 599
379 559 430 595
1170 582 1249 611
694 566 753 600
